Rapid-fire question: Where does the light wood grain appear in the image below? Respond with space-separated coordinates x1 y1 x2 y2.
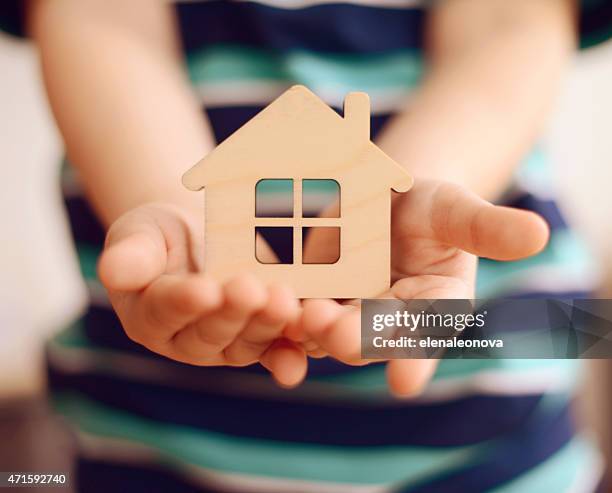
183 85 412 298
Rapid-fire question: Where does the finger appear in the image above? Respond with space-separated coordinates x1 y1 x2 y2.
255 234 279 264
138 274 223 343
284 298 343 344
290 298 349 356
428 183 549 260
223 284 300 364
303 303 370 365
282 317 303 342
386 359 439 397
260 339 308 388
170 274 268 361
99 219 167 292
301 299 347 336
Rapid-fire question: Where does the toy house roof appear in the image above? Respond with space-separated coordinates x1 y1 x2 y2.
182 85 412 193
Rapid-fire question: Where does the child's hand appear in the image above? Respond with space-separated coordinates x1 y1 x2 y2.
98 203 306 387
298 180 549 396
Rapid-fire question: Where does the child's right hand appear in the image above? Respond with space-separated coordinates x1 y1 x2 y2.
98 203 306 387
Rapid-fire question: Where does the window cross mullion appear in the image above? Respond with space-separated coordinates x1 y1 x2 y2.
293 179 302 265
255 218 341 227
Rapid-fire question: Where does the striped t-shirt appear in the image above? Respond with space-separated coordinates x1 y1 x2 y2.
3 1 612 491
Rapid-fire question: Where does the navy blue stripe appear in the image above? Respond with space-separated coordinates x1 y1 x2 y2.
81 306 359 376
83 306 162 356
0 1 24 38
503 193 569 232
207 106 264 142
64 195 106 246
48 361 546 447
176 1 425 54
401 403 575 493
76 456 214 493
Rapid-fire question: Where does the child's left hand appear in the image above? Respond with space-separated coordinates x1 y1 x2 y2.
293 179 549 396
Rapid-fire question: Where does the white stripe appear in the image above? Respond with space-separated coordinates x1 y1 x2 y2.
513 173 557 202
413 366 575 404
512 267 600 293
78 432 389 493
195 80 289 107
565 439 605 493
176 0 424 10
195 80 413 114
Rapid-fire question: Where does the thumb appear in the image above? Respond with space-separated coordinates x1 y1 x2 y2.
449 204 550 261
98 212 167 292
427 183 550 260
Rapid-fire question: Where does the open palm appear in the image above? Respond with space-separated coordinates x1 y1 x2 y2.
98 203 307 387
297 179 549 395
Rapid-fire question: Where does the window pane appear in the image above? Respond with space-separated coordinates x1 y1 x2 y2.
302 227 340 264
302 179 340 218
255 227 293 264
256 179 293 217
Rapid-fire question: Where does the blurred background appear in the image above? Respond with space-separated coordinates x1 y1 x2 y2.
1 30 612 483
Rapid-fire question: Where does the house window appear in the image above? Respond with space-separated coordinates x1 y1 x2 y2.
255 179 293 217
302 179 340 218
255 179 340 264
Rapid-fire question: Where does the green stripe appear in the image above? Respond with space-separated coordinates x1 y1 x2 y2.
188 45 285 82
187 44 424 92
256 179 293 194
476 229 593 299
512 147 550 190
54 393 476 485
78 243 102 281
54 322 90 348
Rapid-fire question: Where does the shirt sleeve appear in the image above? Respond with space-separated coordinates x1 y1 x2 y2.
0 1 25 38
579 0 612 48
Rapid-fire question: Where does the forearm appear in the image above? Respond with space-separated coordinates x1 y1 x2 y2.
377 0 576 200
27 0 214 226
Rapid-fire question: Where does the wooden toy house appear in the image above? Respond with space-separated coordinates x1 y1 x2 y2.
183 85 412 298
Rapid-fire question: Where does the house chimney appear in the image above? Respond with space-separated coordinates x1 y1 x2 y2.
344 92 370 141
